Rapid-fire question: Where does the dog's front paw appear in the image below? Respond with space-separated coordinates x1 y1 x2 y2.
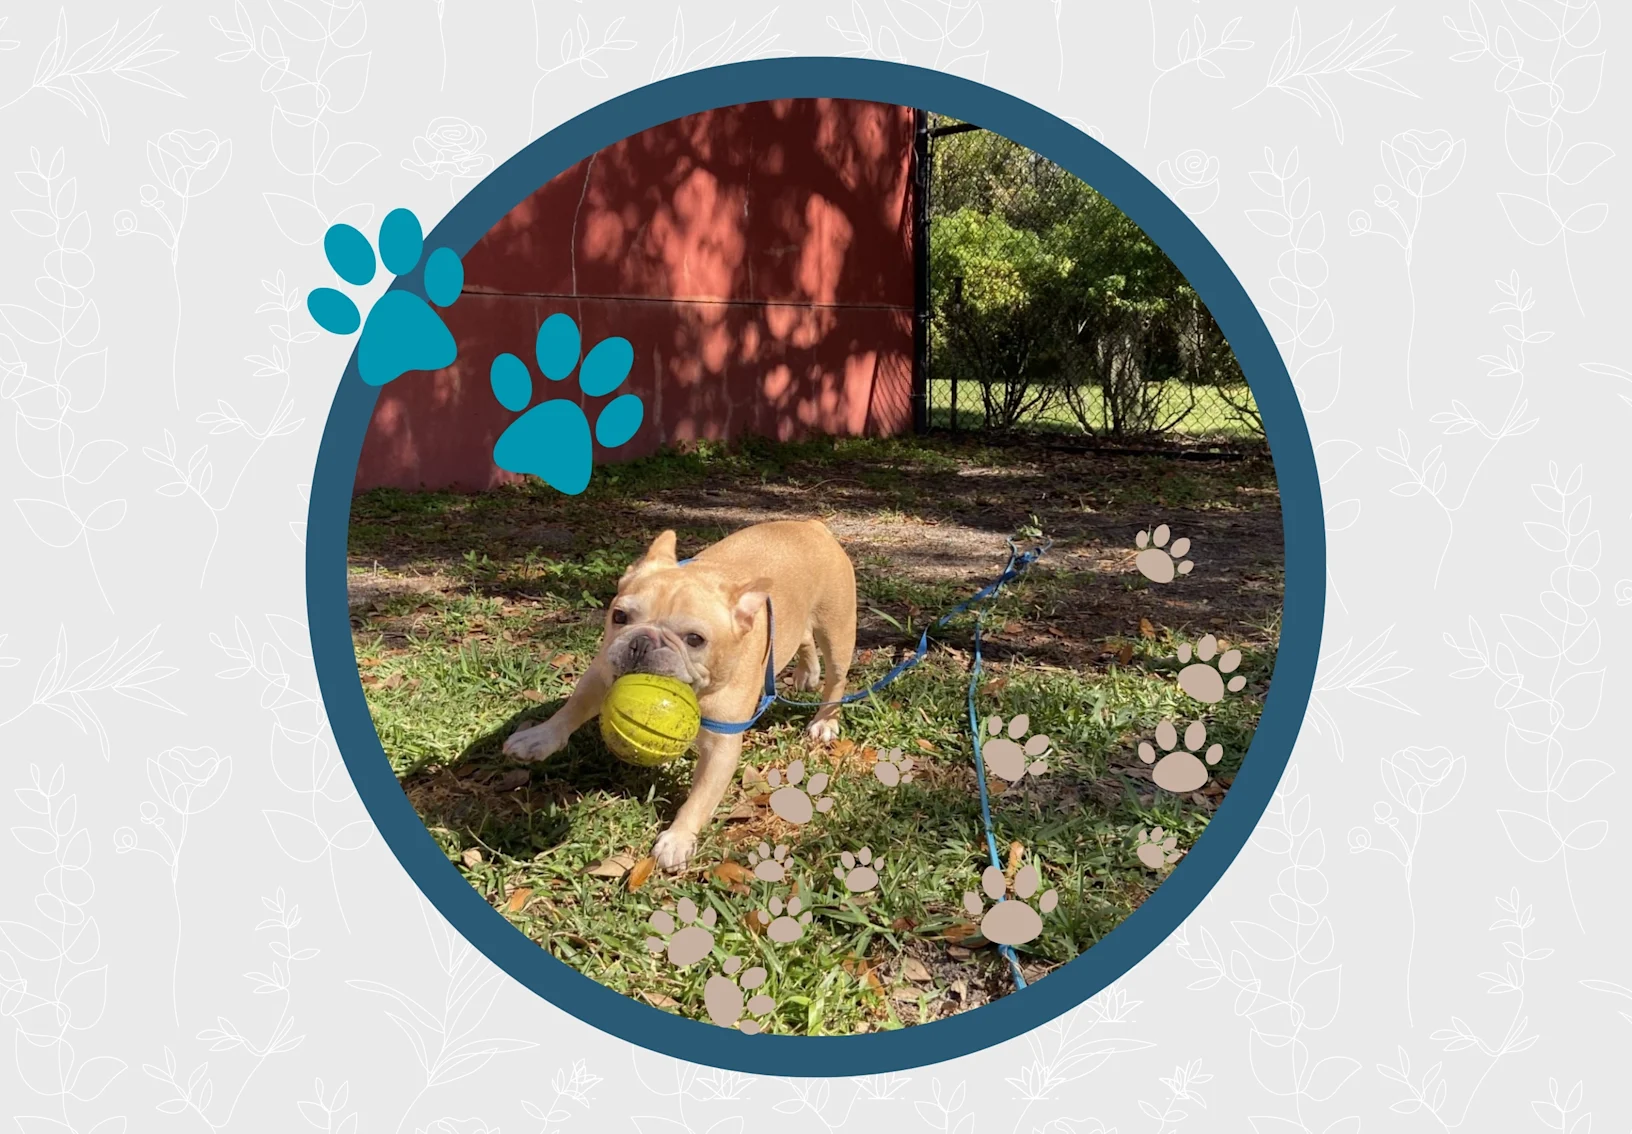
807 716 841 743
652 827 699 872
503 720 568 762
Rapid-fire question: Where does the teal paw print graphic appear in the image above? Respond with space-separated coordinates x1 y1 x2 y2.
489 313 645 496
307 207 463 387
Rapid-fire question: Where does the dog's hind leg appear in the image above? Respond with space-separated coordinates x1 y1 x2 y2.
791 630 821 692
807 616 854 743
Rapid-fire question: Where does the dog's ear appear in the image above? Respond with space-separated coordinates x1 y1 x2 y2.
620 530 678 586
729 578 774 636
641 530 679 565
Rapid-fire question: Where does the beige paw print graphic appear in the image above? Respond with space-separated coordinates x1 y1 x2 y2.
747 842 791 883
703 956 775 1033
983 715 1050 782
767 759 833 823
1177 634 1245 703
873 748 915 786
1139 719 1223 793
645 897 717 967
1136 827 1185 870
962 864 1058 947
834 848 881 893
755 893 812 944
1136 524 1194 583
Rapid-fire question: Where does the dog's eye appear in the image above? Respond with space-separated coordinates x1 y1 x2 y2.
611 609 628 625
685 633 706 648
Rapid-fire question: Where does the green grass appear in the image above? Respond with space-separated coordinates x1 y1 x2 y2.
350 433 1281 1034
928 379 1263 440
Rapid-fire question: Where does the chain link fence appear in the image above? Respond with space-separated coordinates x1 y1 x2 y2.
924 115 1264 449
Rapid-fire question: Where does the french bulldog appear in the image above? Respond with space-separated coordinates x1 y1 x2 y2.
502 519 858 871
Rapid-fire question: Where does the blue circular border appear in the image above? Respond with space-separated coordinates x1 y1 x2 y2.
307 57 1324 1075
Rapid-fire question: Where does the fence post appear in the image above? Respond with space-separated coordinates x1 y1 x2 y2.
911 107 929 435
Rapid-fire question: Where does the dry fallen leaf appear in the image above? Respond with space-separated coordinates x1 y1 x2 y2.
549 653 576 669
586 852 637 879
947 945 972 960
1139 618 1155 640
980 676 1009 697
626 856 656 892
461 848 483 868
903 957 932 983
641 992 679 1009
890 916 917 933
842 958 884 994
833 738 857 759
950 978 969 1000
1006 841 1025 879
496 769 531 791
710 860 753 888
521 689 548 703
1117 643 1134 666
943 921 981 944
915 738 936 753
360 674 380 687
505 887 533 913
890 987 921 1004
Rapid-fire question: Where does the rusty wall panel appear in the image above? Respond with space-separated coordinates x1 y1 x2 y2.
355 99 916 494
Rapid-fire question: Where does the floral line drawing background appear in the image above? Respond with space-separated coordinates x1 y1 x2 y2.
2 0 1628 1130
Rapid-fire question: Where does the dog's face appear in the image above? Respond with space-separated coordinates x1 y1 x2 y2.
601 531 770 694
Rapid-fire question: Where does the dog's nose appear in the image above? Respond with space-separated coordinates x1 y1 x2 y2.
626 627 662 662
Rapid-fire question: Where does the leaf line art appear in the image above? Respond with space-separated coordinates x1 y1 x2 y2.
1443 462 1608 931
141 889 313 1129
627 1048 756 1133
1348 129 1469 408
346 902 540 1134
826 0 988 81
140 271 309 586
527 8 638 140
1236 6 1416 143
1177 766 1361 1132
298 1077 361 1134
765 1070 907 1130
0 8 181 142
650 6 789 83
1306 624 1416 763
4 764 127 1133
1445 0 1613 314
211 614 371 927
1375 890 1546 1126
1375 272 1543 588
0 625 182 760
1144 4 1253 148
521 1060 603 1134
1347 746 1467 1024
112 128 233 409
4 147 127 611
1001 990 1155 1134
1135 1058 1213 1133
113 746 234 1025
211 0 380 247
1245 148 1339 423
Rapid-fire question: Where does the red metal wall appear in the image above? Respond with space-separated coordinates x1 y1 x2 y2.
355 99 918 493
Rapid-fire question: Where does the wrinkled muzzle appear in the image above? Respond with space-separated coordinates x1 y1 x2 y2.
607 626 695 685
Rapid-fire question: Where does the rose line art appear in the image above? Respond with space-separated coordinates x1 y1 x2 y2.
1347 128 1467 409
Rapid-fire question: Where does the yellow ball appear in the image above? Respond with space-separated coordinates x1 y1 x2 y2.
600 673 702 767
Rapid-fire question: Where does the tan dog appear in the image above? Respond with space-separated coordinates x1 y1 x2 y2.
502 519 858 870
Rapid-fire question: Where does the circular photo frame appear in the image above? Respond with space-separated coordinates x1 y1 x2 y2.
307 56 1324 1075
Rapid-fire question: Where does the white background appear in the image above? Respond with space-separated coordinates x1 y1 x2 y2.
1 2 1628 1132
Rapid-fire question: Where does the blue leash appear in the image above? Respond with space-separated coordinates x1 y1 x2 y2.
678 538 1051 993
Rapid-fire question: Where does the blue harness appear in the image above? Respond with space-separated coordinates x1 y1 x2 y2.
679 540 1050 735
677 538 1053 994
